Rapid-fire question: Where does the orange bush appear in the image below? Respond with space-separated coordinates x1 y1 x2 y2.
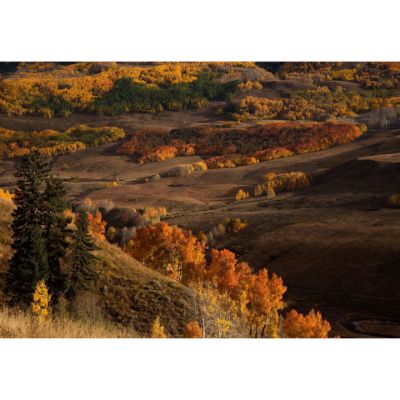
282 309 331 338
87 211 106 240
253 147 293 162
139 145 178 165
235 189 250 201
183 321 203 338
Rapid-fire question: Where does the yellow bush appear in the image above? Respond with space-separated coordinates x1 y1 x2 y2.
107 181 121 188
265 171 310 193
238 96 284 120
31 280 51 323
235 189 250 201
388 193 400 208
238 81 263 91
253 182 276 198
223 218 247 233
192 161 208 171
0 188 14 203
253 171 310 198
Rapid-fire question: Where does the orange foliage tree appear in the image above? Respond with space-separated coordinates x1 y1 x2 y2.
207 249 240 292
282 309 331 338
125 222 205 283
202 248 287 338
118 219 330 338
87 211 106 240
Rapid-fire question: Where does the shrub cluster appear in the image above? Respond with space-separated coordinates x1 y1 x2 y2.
230 86 400 122
0 125 125 159
77 198 169 246
164 161 208 177
200 217 248 246
116 121 364 168
206 155 258 169
279 62 400 89
238 80 263 91
254 171 310 198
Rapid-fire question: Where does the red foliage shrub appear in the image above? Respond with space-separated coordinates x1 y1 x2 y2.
117 122 364 167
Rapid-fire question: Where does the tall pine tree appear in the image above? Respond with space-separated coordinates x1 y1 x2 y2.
6 154 49 306
67 211 98 301
42 175 71 302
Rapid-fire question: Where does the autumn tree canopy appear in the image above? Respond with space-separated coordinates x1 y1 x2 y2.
282 309 331 338
125 222 205 283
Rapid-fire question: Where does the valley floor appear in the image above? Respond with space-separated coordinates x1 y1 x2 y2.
1 115 400 337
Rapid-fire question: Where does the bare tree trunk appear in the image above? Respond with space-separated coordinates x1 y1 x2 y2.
261 324 266 338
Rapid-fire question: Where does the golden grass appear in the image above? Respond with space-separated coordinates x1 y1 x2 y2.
0 306 137 338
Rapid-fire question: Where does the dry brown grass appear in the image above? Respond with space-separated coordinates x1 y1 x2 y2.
95 240 198 337
0 306 137 338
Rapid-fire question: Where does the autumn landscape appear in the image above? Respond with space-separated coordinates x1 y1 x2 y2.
0 62 399 338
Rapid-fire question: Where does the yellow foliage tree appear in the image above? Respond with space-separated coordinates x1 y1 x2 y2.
150 316 168 338
0 188 14 203
193 285 240 338
31 280 51 322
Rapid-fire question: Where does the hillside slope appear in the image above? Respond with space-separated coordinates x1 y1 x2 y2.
0 201 198 337
95 240 197 336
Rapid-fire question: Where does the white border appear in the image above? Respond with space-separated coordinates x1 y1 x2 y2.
1 1 399 399
1 0 400 61
0 339 398 400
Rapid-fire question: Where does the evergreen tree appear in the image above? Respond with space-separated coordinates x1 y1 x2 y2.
6 154 49 306
67 211 98 300
42 175 71 302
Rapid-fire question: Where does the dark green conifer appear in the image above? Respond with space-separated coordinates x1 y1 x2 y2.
42 175 71 302
67 211 98 300
6 154 49 306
